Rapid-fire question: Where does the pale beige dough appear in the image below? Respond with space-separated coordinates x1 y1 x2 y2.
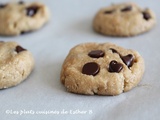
0 41 34 89
61 42 145 95
93 2 156 36
0 1 50 36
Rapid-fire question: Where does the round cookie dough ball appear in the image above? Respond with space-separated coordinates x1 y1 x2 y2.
0 1 50 36
0 41 34 89
61 42 145 96
93 2 156 37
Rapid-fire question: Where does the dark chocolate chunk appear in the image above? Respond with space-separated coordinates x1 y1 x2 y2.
110 48 118 53
26 6 39 17
20 30 32 35
109 60 123 73
18 1 24 4
142 12 151 20
15 46 26 53
104 10 114 14
82 62 100 76
121 54 134 67
20 31 27 34
121 6 132 12
88 50 104 58
0 4 7 8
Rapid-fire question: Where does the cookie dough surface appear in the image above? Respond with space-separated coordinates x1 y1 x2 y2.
93 2 156 37
0 41 34 89
61 43 145 95
0 1 50 36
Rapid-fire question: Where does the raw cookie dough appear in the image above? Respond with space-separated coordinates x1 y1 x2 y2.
0 41 34 89
61 42 145 95
93 2 156 37
0 1 50 36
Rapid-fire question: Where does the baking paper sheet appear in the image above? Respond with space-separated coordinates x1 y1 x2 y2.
0 0 160 120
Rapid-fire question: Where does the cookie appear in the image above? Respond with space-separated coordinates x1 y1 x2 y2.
0 41 34 89
93 2 156 37
60 43 145 95
0 1 50 36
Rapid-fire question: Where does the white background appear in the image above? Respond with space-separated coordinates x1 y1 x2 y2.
0 0 160 120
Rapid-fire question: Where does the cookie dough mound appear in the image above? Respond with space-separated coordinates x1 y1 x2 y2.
61 42 145 95
0 1 50 36
93 2 156 37
0 41 34 89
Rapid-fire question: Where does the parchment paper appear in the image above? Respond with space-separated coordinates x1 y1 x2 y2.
0 0 160 120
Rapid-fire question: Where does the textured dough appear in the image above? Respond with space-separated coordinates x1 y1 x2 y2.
93 2 156 36
0 1 50 36
61 42 145 95
0 41 34 89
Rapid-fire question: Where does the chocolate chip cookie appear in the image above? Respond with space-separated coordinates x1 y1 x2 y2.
0 1 50 36
93 2 156 37
61 43 145 95
0 41 34 89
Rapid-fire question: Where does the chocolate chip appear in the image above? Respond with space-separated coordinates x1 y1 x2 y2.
0 4 7 8
15 46 26 53
20 31 27 34
121 6 132 12
18 1 24 4
82 62 100 76
121 54 134 67
142 12 151 20
109 60 123 73
20 30 32 35
104 10 114 14
26 6 39 17
110 48 118 53
88 50 104 58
